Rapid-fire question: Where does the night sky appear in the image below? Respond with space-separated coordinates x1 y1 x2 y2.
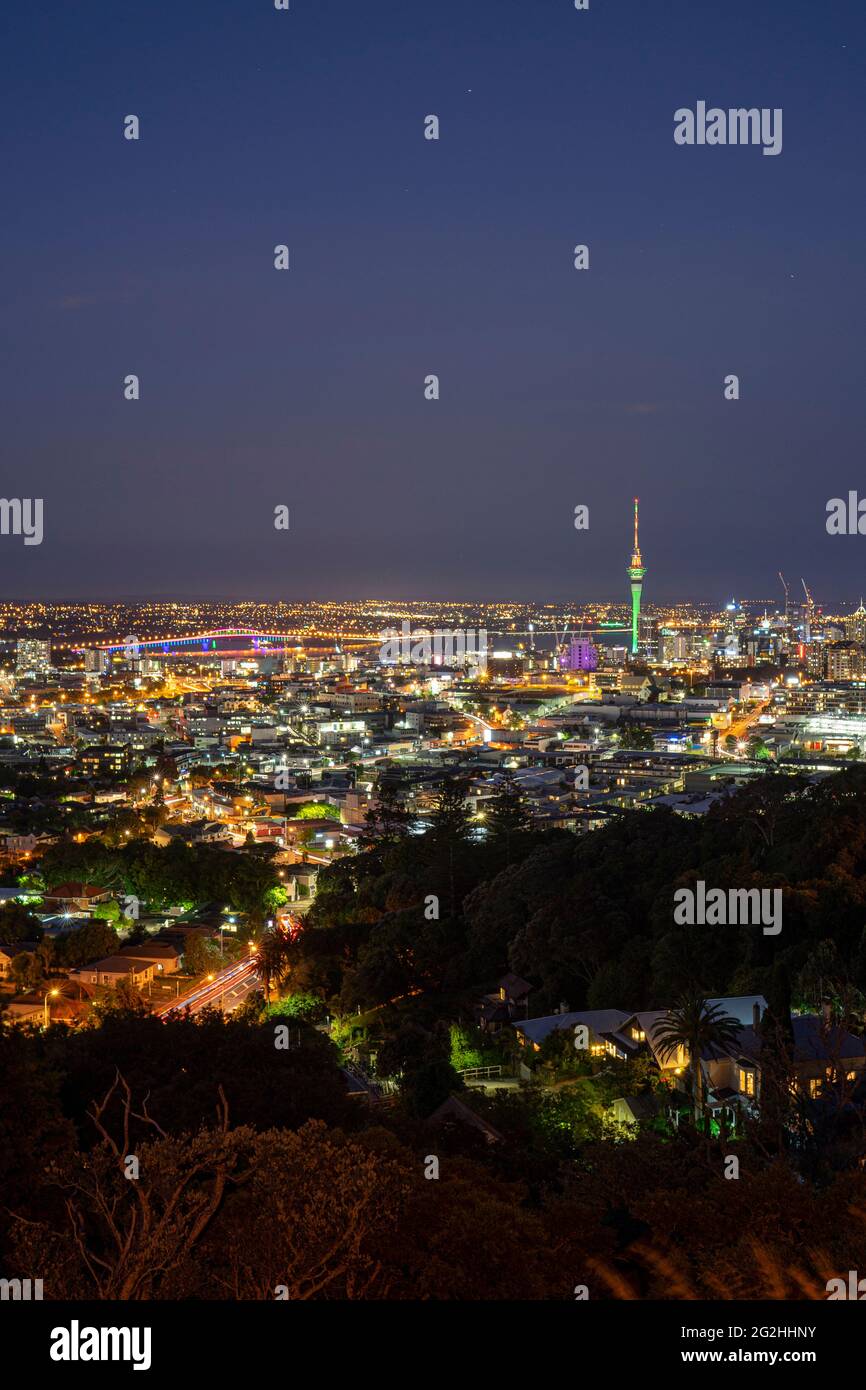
1 0 864 604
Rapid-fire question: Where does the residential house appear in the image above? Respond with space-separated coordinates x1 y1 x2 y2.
610 1093 664 1126
702 1013 866 1116
116 941 181 974
513 1008 632 1057
153 820 233 848
427 1095 504 1144
608 999 865 1127
68 955 156 989
478 972 533 1032
43 882 112 915
609 997 770 1074
2 831 56 857
279 864 318 901
4 983 90 1026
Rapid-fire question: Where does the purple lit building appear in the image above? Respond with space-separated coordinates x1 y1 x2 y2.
563 639 598 672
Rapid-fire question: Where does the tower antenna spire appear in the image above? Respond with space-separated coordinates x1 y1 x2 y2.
627 497 647 656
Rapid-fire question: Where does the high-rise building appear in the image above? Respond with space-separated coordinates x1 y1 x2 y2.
660 629 692 665
563 639 598 672
15 638 51 677
601 645 629 669
638 613 659 661
806 640 825 677
845 601 866 646
825 641 866 681
627 497 646 656
84 648 109 678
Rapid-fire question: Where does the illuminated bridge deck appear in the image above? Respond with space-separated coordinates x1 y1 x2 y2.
74 628 374 655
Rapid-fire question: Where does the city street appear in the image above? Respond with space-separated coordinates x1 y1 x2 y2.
155 958 260 1018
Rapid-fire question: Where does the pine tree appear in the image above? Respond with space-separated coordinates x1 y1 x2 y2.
361 780 410 848
429 779 473 844
428 779 472 918
487 772 531 860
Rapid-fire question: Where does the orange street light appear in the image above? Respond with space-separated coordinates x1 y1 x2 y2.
43 987 59 1027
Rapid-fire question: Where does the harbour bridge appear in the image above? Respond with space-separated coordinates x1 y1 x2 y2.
75 628 363 657
74 622 633 659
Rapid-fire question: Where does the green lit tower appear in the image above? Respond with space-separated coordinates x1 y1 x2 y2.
627 496 646 656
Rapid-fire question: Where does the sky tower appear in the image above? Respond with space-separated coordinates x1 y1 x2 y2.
627 497 646 655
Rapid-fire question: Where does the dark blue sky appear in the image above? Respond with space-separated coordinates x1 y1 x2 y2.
1 0 864 605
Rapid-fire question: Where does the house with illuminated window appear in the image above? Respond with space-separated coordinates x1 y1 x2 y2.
702 1013 866 1114
67 955 156 992
478 972 534 1032
610 1000 866 1126
513 997 866 1128
42 881 112 915
512 1008 632 1057
512 999 764 1066
609 998 766 1123
588 997 766 1075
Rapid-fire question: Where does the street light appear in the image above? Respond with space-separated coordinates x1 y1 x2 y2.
43 987 59 1027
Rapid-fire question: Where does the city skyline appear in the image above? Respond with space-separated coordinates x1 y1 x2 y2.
0 484 863 617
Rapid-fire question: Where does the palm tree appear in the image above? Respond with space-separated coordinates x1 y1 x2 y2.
257 927 293 1002
653 994 743 1128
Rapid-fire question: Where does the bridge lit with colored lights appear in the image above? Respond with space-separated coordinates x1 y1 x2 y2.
76 628 314 655
74 623 633 658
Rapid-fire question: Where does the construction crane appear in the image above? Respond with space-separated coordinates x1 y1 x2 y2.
551 613 575 669
778 572 789 624
801 578 814 642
